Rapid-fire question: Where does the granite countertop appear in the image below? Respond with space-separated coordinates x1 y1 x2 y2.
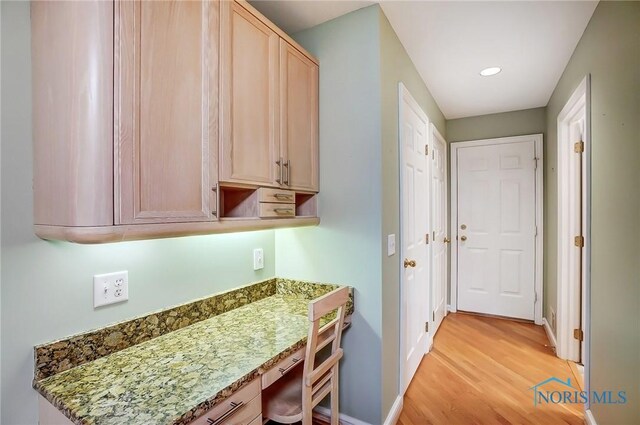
34 290 349 425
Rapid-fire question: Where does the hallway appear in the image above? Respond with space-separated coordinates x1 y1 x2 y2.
398 313 584 425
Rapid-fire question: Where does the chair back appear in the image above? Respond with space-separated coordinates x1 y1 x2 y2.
302 286 349 412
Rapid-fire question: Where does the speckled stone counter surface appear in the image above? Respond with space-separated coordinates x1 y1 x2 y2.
33 279 353 425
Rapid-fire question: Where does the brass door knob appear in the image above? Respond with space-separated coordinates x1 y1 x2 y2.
444 237 451 243
404 259 417 268
460 235 467 241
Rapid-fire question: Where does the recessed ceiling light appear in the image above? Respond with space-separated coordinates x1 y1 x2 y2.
480 67 502 77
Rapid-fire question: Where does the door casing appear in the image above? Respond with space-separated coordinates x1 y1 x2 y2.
556 76 590 371
450 134 544 325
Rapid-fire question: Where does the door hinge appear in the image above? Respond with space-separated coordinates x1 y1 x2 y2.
573 328 584 341
425 322 429 332
535 225 538 237
574 235 585 247
574 141 584 153
433 230 435 241
432 311 435 321
425 145 429 156
535 291 538 303
534 157 539 170
426 233 429 244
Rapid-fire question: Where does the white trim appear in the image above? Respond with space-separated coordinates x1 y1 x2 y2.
450 134 544 324
542 318 557 348
398 82 431 395
313 407 372 425
446 304 453 313
556 76 590 364
585 409 598 425
383 395 404 425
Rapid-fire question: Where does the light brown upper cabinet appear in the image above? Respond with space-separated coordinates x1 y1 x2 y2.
220 1 280 187
220 1 319 192
31 0 319 243
115 0 219 224
279 40 319 192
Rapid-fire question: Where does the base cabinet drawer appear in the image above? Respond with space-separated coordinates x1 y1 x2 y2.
257 188 295 203
190 379 261 425
262 348 305 389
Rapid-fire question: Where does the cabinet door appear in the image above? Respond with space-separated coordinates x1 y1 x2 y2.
280 40 319 192
115 0 218 224
220 1 280 187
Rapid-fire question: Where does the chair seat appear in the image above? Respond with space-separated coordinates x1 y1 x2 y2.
262 363 304 423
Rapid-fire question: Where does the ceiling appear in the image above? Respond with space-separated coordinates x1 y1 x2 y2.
251 1 598 119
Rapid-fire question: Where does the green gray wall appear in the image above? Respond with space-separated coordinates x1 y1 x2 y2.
446 107 546 143
276 6 383 424
378 9 446 419
0 3 277 424
545 2 640 424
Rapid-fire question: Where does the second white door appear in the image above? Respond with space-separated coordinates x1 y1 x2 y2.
457 140 536 320
400 84 430 391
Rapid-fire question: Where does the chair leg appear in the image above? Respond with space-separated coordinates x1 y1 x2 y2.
303 386 313 425
331 367 339 425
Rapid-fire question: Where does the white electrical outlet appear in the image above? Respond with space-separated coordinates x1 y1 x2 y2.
253 248 264 270
387 234 396 256
94 271 129 308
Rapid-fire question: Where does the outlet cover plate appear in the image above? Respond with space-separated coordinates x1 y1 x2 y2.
253 248 264 270
94 271 129 308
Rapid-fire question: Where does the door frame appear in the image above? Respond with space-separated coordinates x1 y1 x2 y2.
429 123 448 340
398 82 431 395
450 134 544 325
556 75 590 368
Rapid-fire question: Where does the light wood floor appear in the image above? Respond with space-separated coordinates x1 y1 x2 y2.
398 312 584 425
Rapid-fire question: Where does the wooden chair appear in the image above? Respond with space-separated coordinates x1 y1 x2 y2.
262 286 349 425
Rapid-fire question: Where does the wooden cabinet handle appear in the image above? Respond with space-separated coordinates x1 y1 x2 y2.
274 193 293 201
276 158 283 184
206 401 244 425
283 160 291 186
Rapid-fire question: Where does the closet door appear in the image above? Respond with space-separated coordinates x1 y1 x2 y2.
220 1 280 187
115 0 219 224
279 39 319 192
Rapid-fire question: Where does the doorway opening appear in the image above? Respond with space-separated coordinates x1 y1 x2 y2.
450 134 544 324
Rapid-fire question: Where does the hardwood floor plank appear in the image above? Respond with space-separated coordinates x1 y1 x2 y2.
398 313 584 425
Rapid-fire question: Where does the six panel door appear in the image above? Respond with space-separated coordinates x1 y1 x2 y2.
456 141 536 320
220 1 280 187
279 40 319 192
115 0 219 224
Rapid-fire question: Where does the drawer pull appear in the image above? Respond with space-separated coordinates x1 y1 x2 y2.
274 193 294 201
206 401 244 425
278 357 301 375
274 208 294 215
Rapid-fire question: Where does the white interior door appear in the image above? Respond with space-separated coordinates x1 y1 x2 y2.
399 84 430 392
457 141 536 320
431 125 447 335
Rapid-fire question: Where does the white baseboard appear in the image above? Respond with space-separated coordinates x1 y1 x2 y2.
314 406 372 425
585 409 597 425
447 304 456 313
383 395 403 425
542 318 557 348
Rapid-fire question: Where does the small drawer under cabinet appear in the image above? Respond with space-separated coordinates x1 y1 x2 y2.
190 378 261 425
262 347 305 389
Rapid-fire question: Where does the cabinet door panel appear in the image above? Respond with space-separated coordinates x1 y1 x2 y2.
280 40 319 192
116 0 218 224
220 1 279 187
